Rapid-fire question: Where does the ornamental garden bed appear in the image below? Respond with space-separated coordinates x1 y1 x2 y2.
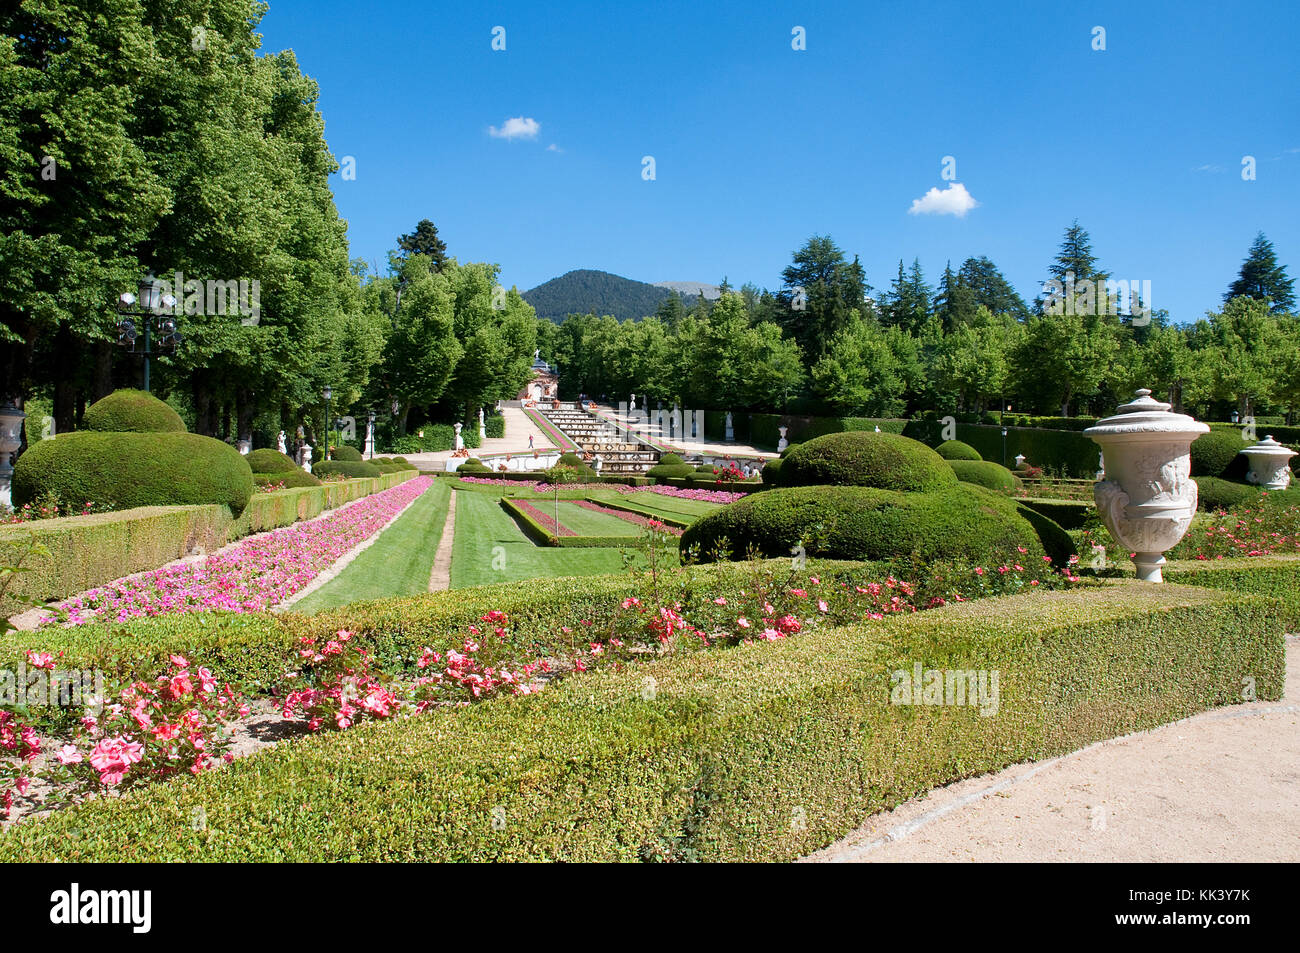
0 576 1282 861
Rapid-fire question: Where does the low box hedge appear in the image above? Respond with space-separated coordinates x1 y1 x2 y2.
1165 555 1300 630
1017 497 1092 530
0 582 1281 861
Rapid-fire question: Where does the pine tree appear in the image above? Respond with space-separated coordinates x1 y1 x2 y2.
1225 232 1295 314
958 256 1029 320
397 219 449 270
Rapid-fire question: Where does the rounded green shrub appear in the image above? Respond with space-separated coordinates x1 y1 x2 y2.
457 462 492 474
13 432 253 514
246 448 300 474
313 460 382 479
761 458 783 484
332 445 363 462
83 389 185 434
1190 430 1247 478
778 431 958 492
680 484 1070 564
1195 476 1259 511
647 463 694 479
253 469 321 489
948 460 1021 494
935 439 982 461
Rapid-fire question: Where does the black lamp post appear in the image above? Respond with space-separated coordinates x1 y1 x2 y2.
323 386 333 460
367 408 376 459
116 275 180 393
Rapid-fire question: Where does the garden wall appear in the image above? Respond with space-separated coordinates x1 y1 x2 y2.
0 470 418 614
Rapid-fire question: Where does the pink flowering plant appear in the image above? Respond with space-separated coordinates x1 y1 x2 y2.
410 612 550 709
279 629 399 731
48 653 248 794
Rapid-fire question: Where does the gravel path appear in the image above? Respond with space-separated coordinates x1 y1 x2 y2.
805 636 1300 863
427 488 457 591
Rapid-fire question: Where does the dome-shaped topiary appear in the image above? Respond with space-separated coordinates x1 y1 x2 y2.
1194 476 1259 511
947 460 1021 494
313 460 382 479
332 445 363 462
680 484 1071 565
83 389 185 433
761 458 783 483
1190 429 1248 478
935 439 982 461
777 431 958 492
13 432 253 514
253 469 321 489
246 448 300 473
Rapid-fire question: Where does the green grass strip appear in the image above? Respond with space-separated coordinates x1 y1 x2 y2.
449 489 639 588
290 480 450 614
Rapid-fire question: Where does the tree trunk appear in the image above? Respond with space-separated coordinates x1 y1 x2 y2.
52 326 78 433
192 374 215 436
92 341 114 401
235 388 255 445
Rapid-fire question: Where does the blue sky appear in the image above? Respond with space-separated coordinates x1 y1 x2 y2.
259 0 1298 324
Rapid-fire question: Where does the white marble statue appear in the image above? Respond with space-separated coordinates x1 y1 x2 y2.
277 430 287 454
725 411 734 442
478 407 486 440
454 421 465 451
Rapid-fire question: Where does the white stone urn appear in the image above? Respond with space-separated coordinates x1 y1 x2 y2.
777 426 789 453
453 422 464 451
301 443 313 472
1084 389 1208 583
1242 436 1296 491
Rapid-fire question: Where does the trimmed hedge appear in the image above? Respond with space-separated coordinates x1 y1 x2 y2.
332 445 363 462
252 469 321 489
485 414 505 439
947 460 1020 494
778 432 958 492
13 431 253 515
935 439 982 461
680 484 1069 564
246 448 300 474
905 420 1102 478
1195 476 1259 511
313 460 382 479
1190 429 1248 478
1017 498 1092 531
83 388 185 433
1165 555 1300 630
760 458 783 483
0 583 1281 861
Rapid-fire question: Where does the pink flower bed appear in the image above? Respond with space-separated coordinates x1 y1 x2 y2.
513 499 576 536
573 500 684 535
47 477 433 627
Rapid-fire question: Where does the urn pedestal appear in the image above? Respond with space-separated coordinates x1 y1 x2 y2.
1084 389 1208 583
1242 436 1296 491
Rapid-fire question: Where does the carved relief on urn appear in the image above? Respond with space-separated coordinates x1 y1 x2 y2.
1084 389 1209 583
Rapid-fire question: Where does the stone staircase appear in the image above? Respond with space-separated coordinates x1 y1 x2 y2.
539 403 661 474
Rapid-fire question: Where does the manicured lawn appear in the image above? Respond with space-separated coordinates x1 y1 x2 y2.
551 500 643 536
291 479 451 613
450 489 641 589
597 492 720 521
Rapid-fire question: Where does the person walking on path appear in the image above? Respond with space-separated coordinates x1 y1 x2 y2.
528 434 534 449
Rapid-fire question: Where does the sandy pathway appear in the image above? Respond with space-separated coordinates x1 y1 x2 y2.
427 488 457 591
806 636 1300 863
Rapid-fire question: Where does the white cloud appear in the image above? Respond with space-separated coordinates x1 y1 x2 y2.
547 143 562 153
907 182 979 218
488 116 540 140
1193 163 1224 173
